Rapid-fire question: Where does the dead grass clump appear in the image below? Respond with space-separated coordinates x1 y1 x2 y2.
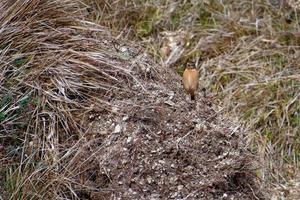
0 0 264 199
0 0 161 198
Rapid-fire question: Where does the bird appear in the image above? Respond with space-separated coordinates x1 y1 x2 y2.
182 67 199 100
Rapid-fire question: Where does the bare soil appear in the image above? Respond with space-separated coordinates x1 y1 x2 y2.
67 62 264 199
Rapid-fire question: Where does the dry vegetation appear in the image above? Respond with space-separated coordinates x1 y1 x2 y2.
83 0 300 196
0 0 265 199
1 0 300 199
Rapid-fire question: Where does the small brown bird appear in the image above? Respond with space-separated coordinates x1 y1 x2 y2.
182 67 199 100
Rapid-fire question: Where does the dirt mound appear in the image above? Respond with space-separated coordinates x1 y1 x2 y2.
0 0 264 199
77 65 263 199
85 95 262 199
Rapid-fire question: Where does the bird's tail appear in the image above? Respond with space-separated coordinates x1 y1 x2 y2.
190 93 195 100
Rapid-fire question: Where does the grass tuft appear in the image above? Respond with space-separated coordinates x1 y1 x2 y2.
0 0 163 198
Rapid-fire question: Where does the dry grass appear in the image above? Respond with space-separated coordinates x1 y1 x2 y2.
0 0 162 199
0 0 265 199
3 0 300 198
84 0 300 192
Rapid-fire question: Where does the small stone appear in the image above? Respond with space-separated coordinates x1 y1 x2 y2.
170 176 178 182
171 192 179 198
127 136 133 143
120 46 127 52
89 114 95 119
222 193 228 198
113 124 122 134
100 130 107 135
158 160 166 164
147 176 153 184
112 106 118 113
178 185 184 190
122 115 129 121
